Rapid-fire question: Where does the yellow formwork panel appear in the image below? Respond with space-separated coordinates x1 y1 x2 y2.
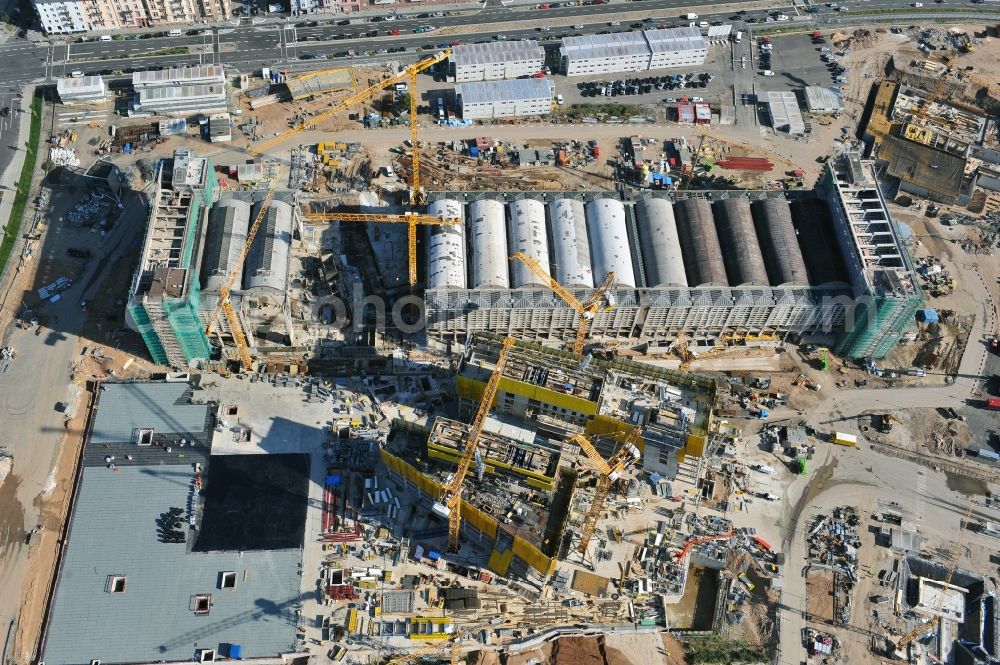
487 546 514 576
685 433 706 458
461 500 498 541
585 415 645 453
457 375 598 416
512 536 556 576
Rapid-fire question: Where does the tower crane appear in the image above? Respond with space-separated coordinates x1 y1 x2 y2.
569 428 643 554
896 498 976 653
432 336 516 553
205 185 277 371
249 49 451 161
509 251 616 354
301 210 459 286
208 51 453 365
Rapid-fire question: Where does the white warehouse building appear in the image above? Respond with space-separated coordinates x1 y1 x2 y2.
560 27 707 76
456 79 555 120
451 41 546 82
56 76 109 105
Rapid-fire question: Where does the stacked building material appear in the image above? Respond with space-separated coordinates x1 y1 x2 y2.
716 157 774 171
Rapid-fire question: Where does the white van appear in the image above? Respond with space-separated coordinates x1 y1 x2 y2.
684 12 698 19
734 31 743 43
168 28 183 36
762 70 775 76
99 34 112 41
70 70 84 78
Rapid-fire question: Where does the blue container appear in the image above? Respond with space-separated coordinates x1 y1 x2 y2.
229 644 243 660
469 146 479 157
427 550 441 561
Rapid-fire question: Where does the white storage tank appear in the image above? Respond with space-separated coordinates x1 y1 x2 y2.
548 199 594 288
467 199 509 289
634 198 687 287
244 198 293 294
426 199 467 289
508 198 550 288
585 198 636 287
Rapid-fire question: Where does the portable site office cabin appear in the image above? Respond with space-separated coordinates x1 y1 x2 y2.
833 432 857 446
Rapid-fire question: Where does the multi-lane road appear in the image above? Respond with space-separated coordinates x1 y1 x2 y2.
0 0 990 86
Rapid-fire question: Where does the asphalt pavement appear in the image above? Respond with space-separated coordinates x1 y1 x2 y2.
0 0 993 87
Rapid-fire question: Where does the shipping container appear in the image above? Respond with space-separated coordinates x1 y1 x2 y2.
833 431 858 446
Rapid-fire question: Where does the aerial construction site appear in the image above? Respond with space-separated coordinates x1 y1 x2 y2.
3 8 1000 665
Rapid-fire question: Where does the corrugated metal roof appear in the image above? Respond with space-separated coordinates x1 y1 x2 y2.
644 26 705 54
40 464 301 665
559 31 648 61
138 84 227 103
455 78 554 104
764 90 805 135
89 382 210 445
133 64 225 88
452 40 544 66
804 85 844 112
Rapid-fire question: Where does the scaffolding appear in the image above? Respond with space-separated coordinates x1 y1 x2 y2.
127 150 218 368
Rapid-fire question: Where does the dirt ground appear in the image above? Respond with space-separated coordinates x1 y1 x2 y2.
665 565 719 631
806 569 836 625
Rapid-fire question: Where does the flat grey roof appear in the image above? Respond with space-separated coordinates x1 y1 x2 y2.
40 464 303 665
644 26 706 54
456 78 555 104
804 85 844 111
89 382 210 445
560 27 704 61
559 30 648 60
133 65 225 88
451 40 544 66
56 76 105 95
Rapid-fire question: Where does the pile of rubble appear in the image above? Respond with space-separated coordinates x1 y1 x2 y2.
910 27 980 53
67 191 113 228
807 506 861 571
831 29 876 51
0 446 11 484
49 146 80 168
915 255 955 297
957 210 1000 254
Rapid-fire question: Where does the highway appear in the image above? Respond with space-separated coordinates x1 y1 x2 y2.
0 0 991 85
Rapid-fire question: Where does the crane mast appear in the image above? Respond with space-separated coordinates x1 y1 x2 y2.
432 336 516 552
509 251 616 354
205 185 277 370
573 429 642 554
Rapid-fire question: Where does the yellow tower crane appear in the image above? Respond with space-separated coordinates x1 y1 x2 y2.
301 210 459 286
205 185 277 371
569 429 643 554
205 50 451 364
432 336 516 553
896 498 975 653
509 251 616 354
249 49 450 160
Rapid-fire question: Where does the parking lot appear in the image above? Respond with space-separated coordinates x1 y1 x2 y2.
548 30 855 122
